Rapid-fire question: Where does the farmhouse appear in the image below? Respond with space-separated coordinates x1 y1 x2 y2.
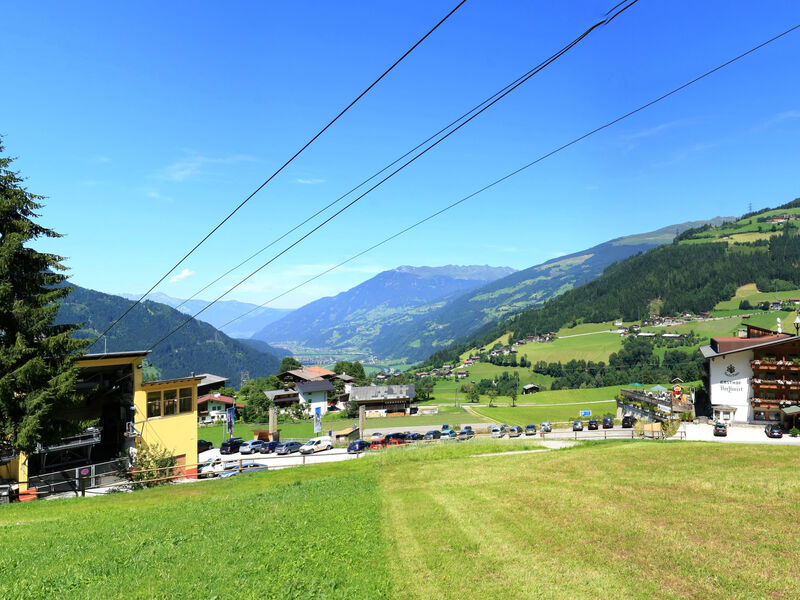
278 368 324 384
349 384 416 418
263 387 301 408
701 324 800 427
522 383 540 394
196 373 229 397
0 350 201 495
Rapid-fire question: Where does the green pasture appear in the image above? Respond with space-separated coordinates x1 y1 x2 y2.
472 402 618 425
714 282 800 311
515 331 626 363
3 442 799 599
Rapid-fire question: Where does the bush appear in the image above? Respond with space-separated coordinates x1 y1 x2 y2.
790 427 799 438
126 442 178 489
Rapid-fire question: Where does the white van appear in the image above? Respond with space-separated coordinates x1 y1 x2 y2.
299 436 333 454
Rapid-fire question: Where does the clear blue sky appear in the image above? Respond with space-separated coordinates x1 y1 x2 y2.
3 1 800 308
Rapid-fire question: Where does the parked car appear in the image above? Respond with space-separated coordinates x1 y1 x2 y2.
218 461 266 478
347 440 370 453
587 419 599 431
508 426 523 438
240 440 266 455
440 427 455 437
765 423 783 438
299 436 333 454
572 421 584 432
385 432 407 443
369 437 386 450
602 416 614 429
457 429 475 440
197 439 213 453
525 424 537 436
491 425 507 438
370 432 384 442
621 416 635 429
258 441 279 454
198 458 222 479
424 430 442 440
713 423 728 437
219 437 244 454
405 432 424 442
440 430 457 439
276 441 302 455
540 422 552 433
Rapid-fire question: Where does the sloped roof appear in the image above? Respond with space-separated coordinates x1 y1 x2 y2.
296 379 335 394
197 373 229 387
279 368 323 382
197 394 243 408
349 385 415 403
306 366 336 378
264 389 299 401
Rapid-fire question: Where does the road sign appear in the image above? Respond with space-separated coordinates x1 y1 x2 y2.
314 407 322 433
579 410 591 417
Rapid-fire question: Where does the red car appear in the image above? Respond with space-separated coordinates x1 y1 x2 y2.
369 437 386 450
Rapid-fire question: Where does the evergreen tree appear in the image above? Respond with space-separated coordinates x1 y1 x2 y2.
0 143 88 454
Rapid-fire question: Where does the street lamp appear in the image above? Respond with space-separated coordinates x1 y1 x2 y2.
794 315 800 336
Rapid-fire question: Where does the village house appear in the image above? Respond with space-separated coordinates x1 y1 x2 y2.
197 393 243 423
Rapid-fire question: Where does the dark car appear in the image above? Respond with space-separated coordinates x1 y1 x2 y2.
424 430 442 440
525 424 537 436
347 440 370 453
765 423 783 438
385 432 407 444
259 441 280 454
621 416 635 429
219 437 244 454
587 419 599 430
197 439 213 453
572 421 584 432
457 429 475 440
602 416 614 429
713 423 727 437
405 432 424 442
276 441 302 455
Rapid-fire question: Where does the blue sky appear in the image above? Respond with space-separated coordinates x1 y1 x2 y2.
3 1 800 309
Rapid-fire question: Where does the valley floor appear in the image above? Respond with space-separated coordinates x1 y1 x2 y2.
1 441 798 599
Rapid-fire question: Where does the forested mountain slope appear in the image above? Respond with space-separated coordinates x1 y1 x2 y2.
57 286 283 384
425 210 800 367
379 218 731 362
251 265 515 352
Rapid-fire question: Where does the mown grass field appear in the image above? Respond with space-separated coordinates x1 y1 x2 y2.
2 441 798 599
472 402 617 424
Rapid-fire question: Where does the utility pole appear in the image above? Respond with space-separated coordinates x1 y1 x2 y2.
358 405 366 441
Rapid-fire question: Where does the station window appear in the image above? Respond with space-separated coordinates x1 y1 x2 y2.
163 389 177 416
768 412 781 421
754 411 766 420
179 387 193 413
147 391 162 418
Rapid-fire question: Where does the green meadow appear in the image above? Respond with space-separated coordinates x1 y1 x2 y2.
2 441 798 599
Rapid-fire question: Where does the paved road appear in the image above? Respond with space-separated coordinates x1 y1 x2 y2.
681 422 800 445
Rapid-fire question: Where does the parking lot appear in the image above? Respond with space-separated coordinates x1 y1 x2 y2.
682 422 800 445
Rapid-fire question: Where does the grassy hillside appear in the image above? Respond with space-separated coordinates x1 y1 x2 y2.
3 441 798 599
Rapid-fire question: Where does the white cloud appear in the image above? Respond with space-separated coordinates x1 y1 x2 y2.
169 269 195 283
759 110 800 129
296 178 326 185
142 188 173 203
159 153 258 182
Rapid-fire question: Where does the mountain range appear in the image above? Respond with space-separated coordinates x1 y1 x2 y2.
119 292 293 339
250 265 515 356
57 286 287 385
252 219 731 363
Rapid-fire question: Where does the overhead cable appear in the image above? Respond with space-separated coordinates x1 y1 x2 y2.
211 22 800 333
94 0 468 343
147 0 642 350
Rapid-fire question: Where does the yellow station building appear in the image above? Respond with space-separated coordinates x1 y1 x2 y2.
1 351 200 495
